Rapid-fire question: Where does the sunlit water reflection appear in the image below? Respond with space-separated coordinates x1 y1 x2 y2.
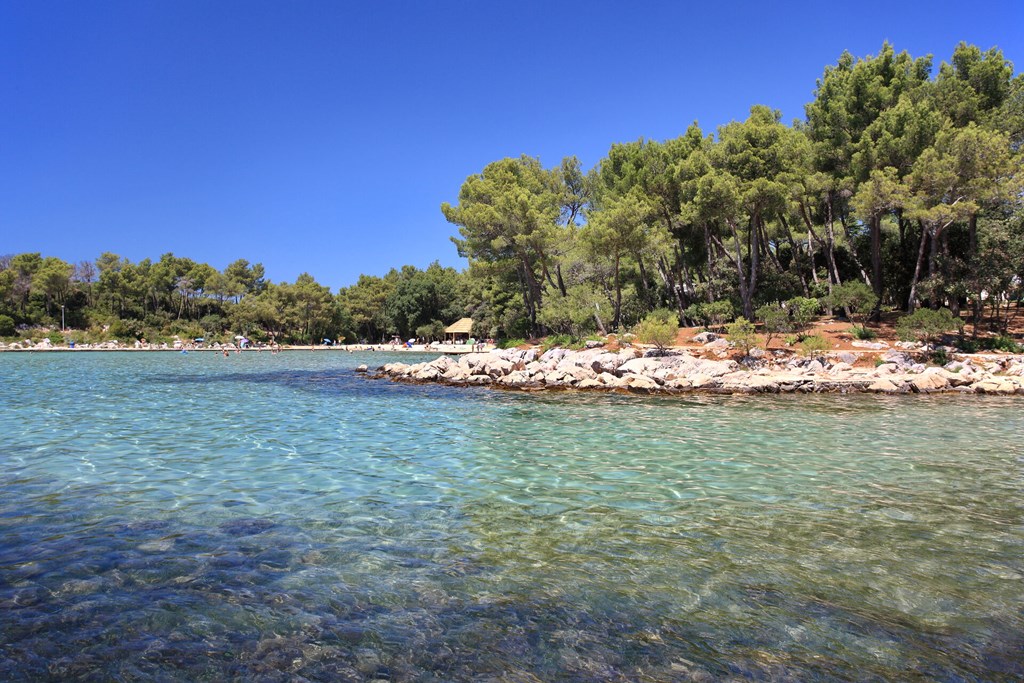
1 351 1022 680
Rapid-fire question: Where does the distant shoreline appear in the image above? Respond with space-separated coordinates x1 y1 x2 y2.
0 343 487 354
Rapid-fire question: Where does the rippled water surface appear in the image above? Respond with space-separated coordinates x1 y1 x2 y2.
1 351 1023 681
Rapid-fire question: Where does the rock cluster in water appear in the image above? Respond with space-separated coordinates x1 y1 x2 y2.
367 346 1024 395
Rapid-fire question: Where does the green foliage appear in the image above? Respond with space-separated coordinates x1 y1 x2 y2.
1 42 1020 351
107 317 143 340
756 296 819 346
726 317 758 356
541 333 581 352
499 338 526 349
971 334 1023 352
756 302 790 346
800 334 830 357
684 300 734 329
537 284 604 338
633 308 678 349
895 307 964 344
851 325 878 340
0 314 15 337
787 297 819 330
415 320 445 342
826 281 876 325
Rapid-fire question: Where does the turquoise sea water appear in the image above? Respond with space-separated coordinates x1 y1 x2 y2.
1 351 1022 681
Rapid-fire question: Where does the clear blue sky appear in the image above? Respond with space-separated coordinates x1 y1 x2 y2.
3 0 1022 291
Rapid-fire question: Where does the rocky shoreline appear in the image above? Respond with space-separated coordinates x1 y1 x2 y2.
364 346 1024 395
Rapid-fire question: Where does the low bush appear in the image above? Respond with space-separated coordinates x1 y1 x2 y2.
0 314 15 337
756 303 790 347
895 308 963 344
499 338 526 349
800 334 830 357
726 317 758 356
684 300 734 329
851 325 877 340
982 335 1023 352
634 308 679 349
541 333 580 352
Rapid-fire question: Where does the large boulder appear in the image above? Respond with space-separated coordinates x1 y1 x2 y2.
703 338 730 352
828 362 853 375
539 347 570 363
589 352 627 374
442 365 470 382
623 375 660 393
496 370 534 387
910 368 949 393
459 352 489 371
481 357 514 378
413 365 441 381
427 355 457 373
617 357 665 376
972 378 1017 394
692 358 738 377
867 378 903 393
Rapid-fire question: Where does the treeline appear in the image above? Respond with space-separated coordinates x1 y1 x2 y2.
0 251 467 344
3 42 1022 345
445 42 1024 339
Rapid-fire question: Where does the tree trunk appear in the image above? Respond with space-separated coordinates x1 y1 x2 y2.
968 213 978 257
779 214 809 296
613 253 622 330
657 256 687 321
839 215 872 289
703 223 720 301
907 222 931 312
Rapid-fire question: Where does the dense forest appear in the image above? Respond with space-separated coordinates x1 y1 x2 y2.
3 42 1022 345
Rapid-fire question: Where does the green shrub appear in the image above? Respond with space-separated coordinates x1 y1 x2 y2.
783 333 800 346
542 333 578 352
0 314 15 337
800 334 830 357
895 308 963 344
416 320 446 342
956 337 979 353
685 300 734 329
756 303 791 346
108 318 143 340
931 348 950 366
726 317 758 356
787 296 819 331
827 281 875 325
499 338 526 349
634 308 679 349
851 324 877 340
979 335 1023 352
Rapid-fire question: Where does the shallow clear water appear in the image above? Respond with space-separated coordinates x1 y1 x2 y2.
1 351 1022 681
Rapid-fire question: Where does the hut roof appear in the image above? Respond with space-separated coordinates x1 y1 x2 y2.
444 318 474 335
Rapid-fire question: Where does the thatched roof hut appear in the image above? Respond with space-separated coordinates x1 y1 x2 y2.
444 318 474 343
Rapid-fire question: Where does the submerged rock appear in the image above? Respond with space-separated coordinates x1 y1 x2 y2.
219 518 275 536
